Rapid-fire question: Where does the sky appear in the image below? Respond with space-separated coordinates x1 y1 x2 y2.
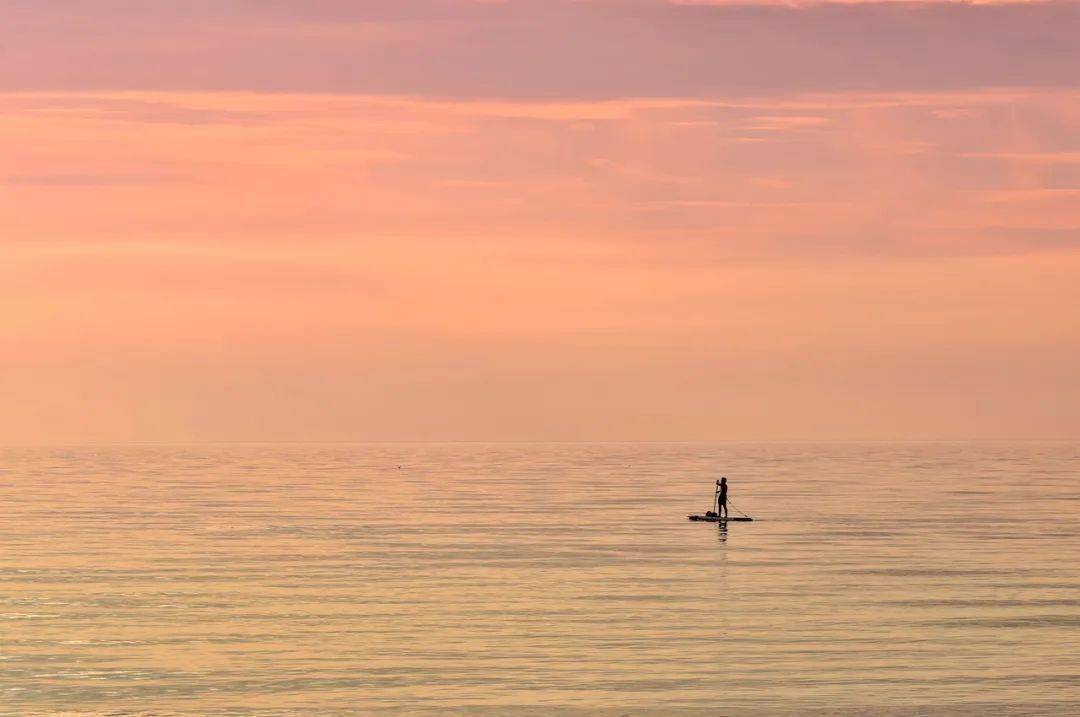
3 0 1079 442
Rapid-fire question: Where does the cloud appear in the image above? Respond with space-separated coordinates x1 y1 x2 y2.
3 1 1079 96
745 115 835 131
962 152 1080 165
969 188 1080 203
6 172 193 186
979 226 1080 251
4 88 1077 261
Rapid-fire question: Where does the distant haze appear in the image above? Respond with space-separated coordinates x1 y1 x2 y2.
3 0 1079 442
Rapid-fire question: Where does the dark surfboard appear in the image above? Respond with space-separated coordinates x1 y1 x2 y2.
688 514 753 522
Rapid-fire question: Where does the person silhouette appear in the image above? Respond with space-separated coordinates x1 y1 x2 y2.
715 477 728 520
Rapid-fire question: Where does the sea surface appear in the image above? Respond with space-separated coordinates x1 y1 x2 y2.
1 442 1078 716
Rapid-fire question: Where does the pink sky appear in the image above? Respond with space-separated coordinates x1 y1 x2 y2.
3 1 1079 441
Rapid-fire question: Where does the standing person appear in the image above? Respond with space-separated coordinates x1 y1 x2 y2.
715 477 728 520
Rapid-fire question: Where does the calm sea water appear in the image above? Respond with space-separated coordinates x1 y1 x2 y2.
1 443 1077 716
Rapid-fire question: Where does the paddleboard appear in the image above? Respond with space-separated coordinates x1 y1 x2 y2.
688 514 753 522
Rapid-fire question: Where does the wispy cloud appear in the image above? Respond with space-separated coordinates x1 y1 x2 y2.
963 151 1080 165
4 89 1077 261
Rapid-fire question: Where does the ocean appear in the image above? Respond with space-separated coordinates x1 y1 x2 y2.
1 442 1077 715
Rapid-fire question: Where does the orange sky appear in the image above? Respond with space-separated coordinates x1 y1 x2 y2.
3 2 1079 441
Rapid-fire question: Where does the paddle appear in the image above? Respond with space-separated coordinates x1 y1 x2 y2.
727 498 751 519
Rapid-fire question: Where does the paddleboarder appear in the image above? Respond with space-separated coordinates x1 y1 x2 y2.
715 477 728 519
689 478 750 522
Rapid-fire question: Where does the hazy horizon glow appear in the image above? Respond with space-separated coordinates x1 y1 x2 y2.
3 2 1079 441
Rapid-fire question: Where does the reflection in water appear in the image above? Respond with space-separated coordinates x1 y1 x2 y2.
1 442 1078 715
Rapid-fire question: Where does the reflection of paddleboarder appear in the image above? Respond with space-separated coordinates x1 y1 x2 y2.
715 477 728 519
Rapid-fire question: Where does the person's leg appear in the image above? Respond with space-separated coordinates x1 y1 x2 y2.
720 500 727 519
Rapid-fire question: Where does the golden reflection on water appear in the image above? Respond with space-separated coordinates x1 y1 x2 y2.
1 443 1078 715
